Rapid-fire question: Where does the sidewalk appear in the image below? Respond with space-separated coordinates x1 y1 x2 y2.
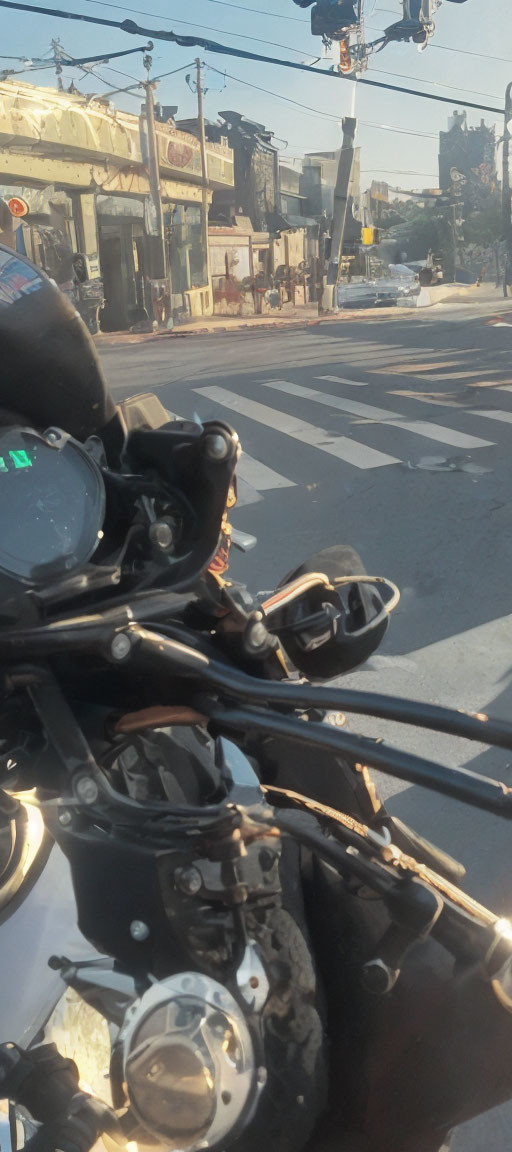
94 302 406 347
94 284 504 347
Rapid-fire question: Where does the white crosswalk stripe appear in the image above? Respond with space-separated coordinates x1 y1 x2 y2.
195 386 400 469
166 407 294 497
237 453 295 491
469 409 512 425
262 380 493 451
315 375 368 388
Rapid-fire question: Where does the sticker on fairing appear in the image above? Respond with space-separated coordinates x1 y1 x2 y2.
0 250 44 308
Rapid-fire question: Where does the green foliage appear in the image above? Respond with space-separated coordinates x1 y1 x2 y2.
463 197 502 246
385 200 452 263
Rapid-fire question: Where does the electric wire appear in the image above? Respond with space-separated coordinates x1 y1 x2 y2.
0 0 505 115
82 0 321 60
206 64 439 140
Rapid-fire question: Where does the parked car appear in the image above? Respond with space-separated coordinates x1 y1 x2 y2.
337 265 419 308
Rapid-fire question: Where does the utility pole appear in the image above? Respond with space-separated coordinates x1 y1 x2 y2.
324 116 357 311
196 57 211 288
450 202 458 283
144 52 167 282
502 81 512 298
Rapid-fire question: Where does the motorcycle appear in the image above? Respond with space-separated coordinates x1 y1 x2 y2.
2 246 512 1152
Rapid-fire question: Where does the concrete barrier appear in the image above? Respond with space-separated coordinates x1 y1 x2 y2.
403 283 478 308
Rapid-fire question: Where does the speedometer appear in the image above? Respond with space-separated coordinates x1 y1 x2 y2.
0 427 105 584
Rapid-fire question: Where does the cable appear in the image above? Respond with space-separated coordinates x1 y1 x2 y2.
81 0 320 60
361 169 438 175
433 42 512 65
84 60 194 97
368 19 512 64
370 66 501 103
64 42 151 66
53 41 146 93
205 0 308 23
207 65 438 140
0 0 505 115
149 60 196 83
95 61 142 83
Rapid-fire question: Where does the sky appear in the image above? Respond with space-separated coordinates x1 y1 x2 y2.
1 0 510 190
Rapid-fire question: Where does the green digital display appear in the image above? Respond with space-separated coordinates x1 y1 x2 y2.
0 450 33 472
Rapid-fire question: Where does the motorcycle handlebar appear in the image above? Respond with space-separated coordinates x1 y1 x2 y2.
10 629 512 978
3 611 512 819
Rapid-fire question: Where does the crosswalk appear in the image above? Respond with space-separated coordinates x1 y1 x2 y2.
168 342 512 502
196 386 400 469
260 380 492 451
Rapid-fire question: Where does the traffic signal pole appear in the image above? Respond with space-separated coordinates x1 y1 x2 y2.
323 115 357 311
502 81 512 298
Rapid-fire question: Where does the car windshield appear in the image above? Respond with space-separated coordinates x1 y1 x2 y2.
1 1 512 1150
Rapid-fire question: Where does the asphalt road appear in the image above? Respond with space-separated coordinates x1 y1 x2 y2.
99 296 512 1150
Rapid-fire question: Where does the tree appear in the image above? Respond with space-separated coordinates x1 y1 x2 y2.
463 196 501 247
385 200 452 265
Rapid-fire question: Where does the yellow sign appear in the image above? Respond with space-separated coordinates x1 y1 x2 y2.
362 227 375 246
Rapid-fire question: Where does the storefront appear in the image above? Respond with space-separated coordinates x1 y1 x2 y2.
0 183 78 283
0 79 235 329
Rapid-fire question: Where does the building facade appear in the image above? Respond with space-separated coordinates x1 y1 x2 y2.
178 113 312 313
0 79 234 328
439 112 497 212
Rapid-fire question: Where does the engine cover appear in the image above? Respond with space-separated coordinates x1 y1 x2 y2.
117 972 262 1150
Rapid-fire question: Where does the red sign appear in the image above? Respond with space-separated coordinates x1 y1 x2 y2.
7 196 29 218
166 139 194 169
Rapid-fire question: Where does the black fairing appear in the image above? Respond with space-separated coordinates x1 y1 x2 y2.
0 244 115 441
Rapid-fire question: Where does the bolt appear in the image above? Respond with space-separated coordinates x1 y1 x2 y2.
249 976 259 989
258 848 275 873
361 959 399 996
130 920 150 942
204 432 229 461
58 809 72 827
149 520 174 551
325 711 347 728
75 776 99 805
246 620 268 651
175 865 202 895
111 632 131 661
46 429 60 444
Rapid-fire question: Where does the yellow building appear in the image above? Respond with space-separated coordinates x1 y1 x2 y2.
0 78 234 328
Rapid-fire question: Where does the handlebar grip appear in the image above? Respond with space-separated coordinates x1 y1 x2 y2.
23 1095 114 1152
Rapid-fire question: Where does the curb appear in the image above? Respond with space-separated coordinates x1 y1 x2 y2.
94 309 409 348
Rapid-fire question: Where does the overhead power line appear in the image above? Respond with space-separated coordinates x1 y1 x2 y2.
0 0 505 116
207 65 438 140
370 12 512 62
56 41 145 92
361 169 438 175
62 42 151 67
205 0 307 21
83 0 320 60
78 59 195 98
370 66 501 103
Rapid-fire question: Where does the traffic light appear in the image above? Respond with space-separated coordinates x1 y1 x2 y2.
310 1 359 39
362 227 380 245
